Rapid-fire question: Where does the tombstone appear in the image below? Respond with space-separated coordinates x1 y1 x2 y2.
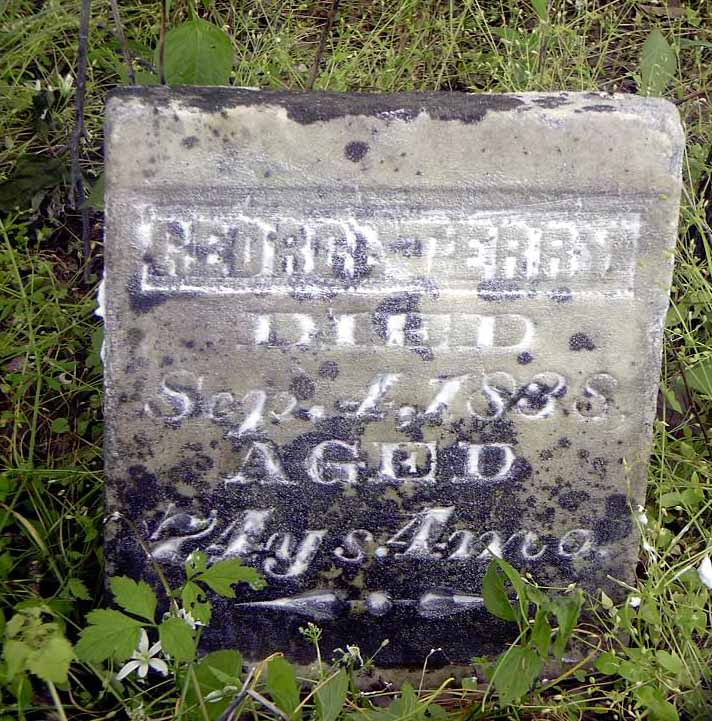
103 89 683 666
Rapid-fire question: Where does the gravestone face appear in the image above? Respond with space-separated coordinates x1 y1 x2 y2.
104 89 683 666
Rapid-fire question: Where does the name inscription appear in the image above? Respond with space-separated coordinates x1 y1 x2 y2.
149 505 598 580
136 207 640 296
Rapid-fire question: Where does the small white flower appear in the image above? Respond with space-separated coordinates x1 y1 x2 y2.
635 505 648 526
628 595 642 608
116 630 168 681
642 539 658 560
697 555 712 590
178 608 203 628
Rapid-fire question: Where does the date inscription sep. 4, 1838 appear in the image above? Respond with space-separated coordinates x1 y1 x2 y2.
104 89 683 666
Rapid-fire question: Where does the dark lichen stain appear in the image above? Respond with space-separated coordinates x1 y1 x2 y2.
582 105 616 112
517 351 534 365
344 141 369 162
558 490 589 511
109 87 524 127
478 280 525 302
389 237 422 257
290 374 315 401
160 355 174 368
594 494 632 543
126 327 145 348
550 288 573 303
558 437 571 448
127 274 170 314
181 339 196 349
182 136 199 148
578 449 590 460
318 361 339 380
531 94 571 109
569 332 595 351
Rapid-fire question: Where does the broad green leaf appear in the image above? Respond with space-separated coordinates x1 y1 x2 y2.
482 561 517 622
111 576 157 622
159 616 196 662
686 358 712 396
531 0 548 22
185 550 208 578
67 578 91 600
51 417 69 434
552 591 583 659
4 639 30 680
197 558 265 598
655 650 685 677
640 29 676 96
635 685 679 721
316 669 349 721
75 609 142 663
164 18 233 86
492 646 542 706
82 172 105 210
266 656 301 720
594 651 621 675
26 635 74 684
530 608 551 657
186 649 242 720
181 580 212 626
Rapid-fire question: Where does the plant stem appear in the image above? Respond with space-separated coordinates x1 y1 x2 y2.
47 681 69 721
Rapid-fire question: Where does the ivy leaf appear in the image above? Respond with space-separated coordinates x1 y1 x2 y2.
163 18 233 85
159 617 196 662
110 576 157 622
26 635 74 684
492 647 542 706
266 656 301 720
640 29 676 96
197 559 265 598
482 560 517 622
75 609 142 663
316 669 349 721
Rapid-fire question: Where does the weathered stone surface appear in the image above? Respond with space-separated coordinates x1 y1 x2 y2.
104 88 683 666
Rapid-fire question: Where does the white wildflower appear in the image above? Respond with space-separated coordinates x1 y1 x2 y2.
697 555 712 590
116 629 168 681
628 595 641 608
635 505 648 526
177 608 202 628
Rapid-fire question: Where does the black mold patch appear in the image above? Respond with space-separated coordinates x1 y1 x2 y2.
344 141 369 162
569 332 595 351
182 136 199 148
582 105 616 113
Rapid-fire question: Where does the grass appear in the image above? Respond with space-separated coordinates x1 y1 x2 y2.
0 0 711 719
